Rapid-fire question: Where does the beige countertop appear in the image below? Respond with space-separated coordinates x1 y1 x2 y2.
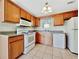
0 32 23 37
0 33 23 37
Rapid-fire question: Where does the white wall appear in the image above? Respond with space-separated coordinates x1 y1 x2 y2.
0 23 17 32
39 17 66 32
0 0 4 22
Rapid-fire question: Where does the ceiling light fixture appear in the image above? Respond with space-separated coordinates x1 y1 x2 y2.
41 0 52 14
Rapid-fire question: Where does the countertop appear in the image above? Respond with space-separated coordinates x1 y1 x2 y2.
34 30 65 33
0 30 65 37
0 33 23 37
0 31 23 37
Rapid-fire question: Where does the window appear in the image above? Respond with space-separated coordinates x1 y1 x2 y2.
44 23 50 28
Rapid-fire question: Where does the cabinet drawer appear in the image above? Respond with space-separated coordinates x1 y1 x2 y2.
8 35 24 43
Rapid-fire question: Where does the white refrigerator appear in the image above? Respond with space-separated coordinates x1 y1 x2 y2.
66 17 78 53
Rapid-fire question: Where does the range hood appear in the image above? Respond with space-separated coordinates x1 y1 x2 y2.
17 17 32 26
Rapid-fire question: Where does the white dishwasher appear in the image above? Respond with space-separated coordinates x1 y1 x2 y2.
53 31 66 49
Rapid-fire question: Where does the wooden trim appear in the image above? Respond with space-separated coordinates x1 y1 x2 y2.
8 35 24 43
39 10 78 19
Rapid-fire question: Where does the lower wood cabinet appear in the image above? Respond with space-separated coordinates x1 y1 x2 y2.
8 35 24 59
35 32 41 43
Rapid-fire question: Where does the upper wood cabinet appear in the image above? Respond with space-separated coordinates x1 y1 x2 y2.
21 9 31 21
31 16 40 27
21 9 27 19
31 16 36 26
26 12 31 20
35 18 40 26
54 14 64 26
63 12 73 19
63 10 78 20
4 0 20 23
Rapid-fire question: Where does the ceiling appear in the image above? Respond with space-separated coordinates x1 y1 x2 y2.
11 0 78 17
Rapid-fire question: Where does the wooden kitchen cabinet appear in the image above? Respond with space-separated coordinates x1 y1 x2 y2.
31 16 36 26
63 10 78 20
26 12 31 20
63 12 73 20
8 35 24 59
35 18 40 26
21 8 31 21
0 0 40 24
35 32 41 43
54 14 64 26
21 9 27 19
31 16 40 26
4 0 20 23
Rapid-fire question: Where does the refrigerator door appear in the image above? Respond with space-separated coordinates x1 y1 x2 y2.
66 17 78 30
69 29 78 53
74 29 78 53
74 17 78 29
67 17 78 53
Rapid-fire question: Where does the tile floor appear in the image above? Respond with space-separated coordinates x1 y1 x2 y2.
18 44 78 59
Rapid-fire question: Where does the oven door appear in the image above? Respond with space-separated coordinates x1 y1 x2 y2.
24 32 35 48
28 32 35 45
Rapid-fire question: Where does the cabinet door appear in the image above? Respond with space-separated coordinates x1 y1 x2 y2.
26 13 31 20
35 32 41 43
17 40 24 56
9 39 23 59
8 44 12 59
5 0 20 23
35 18 40 26
54 14 64 26
31 16 36 26
21 9 27 19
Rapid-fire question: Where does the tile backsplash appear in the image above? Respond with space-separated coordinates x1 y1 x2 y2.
39 17 65 32
0 23 17 32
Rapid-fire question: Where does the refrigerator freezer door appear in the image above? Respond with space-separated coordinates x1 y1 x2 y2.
66 17 78 53
66 17 78 30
